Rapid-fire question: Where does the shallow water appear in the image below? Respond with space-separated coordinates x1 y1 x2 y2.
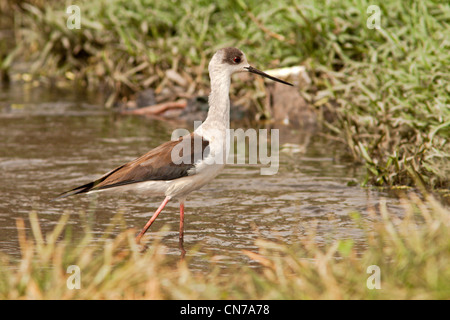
0 84 403 270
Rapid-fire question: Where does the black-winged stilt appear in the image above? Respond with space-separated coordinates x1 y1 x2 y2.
56 47 293 244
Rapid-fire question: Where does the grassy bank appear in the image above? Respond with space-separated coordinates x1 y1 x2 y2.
1 0 449 189
0 192 449 299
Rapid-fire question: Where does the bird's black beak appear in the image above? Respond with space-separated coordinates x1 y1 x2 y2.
245 66 293 86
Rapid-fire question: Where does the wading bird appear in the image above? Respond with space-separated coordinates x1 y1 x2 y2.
56 47 293 245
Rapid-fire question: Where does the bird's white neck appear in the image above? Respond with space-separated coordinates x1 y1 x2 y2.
198 70 231 133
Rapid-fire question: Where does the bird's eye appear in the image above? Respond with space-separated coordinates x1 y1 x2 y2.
233 56 241 64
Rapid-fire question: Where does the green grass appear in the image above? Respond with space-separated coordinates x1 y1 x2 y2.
0 192 449 299
2 0 449 188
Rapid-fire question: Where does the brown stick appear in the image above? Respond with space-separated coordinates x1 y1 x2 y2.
122 99 187 116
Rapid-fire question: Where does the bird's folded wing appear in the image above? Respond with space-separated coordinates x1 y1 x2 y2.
55 133 209 199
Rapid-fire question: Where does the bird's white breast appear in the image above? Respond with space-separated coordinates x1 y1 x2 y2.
165 153 225 199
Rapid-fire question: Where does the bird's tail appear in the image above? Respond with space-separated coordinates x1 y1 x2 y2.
52 181 97 201
53 164 127 201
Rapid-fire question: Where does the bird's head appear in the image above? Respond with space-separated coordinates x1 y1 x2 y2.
209 47 293 86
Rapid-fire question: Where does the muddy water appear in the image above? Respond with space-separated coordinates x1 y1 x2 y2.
0 84 403 269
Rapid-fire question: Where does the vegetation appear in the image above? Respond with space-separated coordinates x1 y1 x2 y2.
0 1 449 188
0 192 448 299
1 0 449 301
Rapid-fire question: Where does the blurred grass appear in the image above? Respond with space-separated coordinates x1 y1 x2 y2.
0 192 449 299
1 0 449 189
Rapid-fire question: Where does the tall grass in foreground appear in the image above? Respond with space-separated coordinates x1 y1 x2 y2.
2 0 450 187
0 193 448 299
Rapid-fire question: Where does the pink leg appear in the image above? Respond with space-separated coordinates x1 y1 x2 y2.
179 202 185 240
179 202 186 258
136 196 170 244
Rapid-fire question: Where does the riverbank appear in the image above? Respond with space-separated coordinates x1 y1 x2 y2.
1 192 449 299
